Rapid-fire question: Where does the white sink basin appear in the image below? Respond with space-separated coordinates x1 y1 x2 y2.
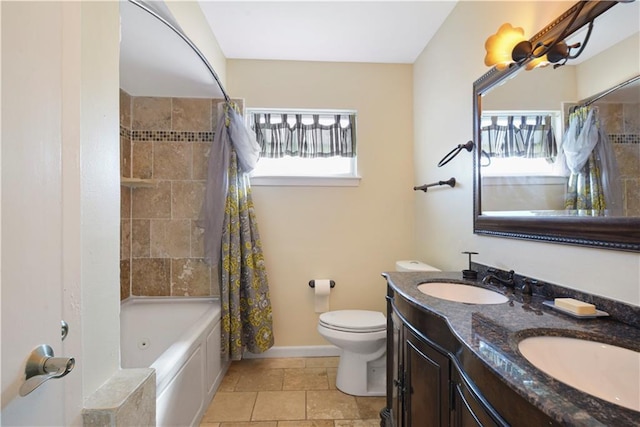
417 282 509 304
518 336 640 412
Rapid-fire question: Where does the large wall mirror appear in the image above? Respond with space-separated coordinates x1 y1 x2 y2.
473 0 640 252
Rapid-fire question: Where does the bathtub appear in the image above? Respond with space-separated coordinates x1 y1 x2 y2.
120 297 228 426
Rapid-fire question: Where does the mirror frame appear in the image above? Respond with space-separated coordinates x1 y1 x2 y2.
473 0 640 252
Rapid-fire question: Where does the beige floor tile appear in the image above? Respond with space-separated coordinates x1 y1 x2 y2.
220 423 278 427
199 423 220 427
237 358 306 370
202 391 257 423
283 368 329 391
305 357 340 368
334 420 380 427
278 421 334 427
235 368 284 391
355 396 386 419
307 390 360 420
251 391 306 421
327 367 338 390
218 369 242 392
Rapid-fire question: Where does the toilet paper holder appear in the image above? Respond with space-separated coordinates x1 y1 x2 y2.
309 280 336 288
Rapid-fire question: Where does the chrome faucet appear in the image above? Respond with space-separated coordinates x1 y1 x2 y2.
482 269 515 288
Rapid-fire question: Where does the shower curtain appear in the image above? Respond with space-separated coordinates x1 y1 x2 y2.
200 102 274 360
560 106 622 215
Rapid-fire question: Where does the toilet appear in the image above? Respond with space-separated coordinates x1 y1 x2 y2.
317 260 440 396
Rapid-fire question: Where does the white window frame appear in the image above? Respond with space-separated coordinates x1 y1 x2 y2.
246 108 361 187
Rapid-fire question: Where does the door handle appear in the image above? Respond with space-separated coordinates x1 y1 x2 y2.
19 344 75 397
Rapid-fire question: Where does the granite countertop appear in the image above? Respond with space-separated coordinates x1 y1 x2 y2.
383 271 640 427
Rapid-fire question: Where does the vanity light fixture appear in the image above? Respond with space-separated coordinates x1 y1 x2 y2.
484 2 597 71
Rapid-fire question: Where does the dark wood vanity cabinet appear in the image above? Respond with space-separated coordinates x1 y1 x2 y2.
387 289 507 427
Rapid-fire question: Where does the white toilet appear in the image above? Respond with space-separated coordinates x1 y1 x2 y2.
317 260 440 396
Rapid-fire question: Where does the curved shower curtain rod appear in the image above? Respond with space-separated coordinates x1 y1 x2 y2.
129 0 231 102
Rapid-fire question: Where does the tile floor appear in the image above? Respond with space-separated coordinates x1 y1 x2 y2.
200 357 385 427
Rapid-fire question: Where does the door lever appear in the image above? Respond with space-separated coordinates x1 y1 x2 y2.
19 344 75 397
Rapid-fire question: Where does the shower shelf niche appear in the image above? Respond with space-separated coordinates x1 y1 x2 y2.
120 177 158 188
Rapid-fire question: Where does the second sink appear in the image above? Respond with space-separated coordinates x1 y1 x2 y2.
417 282 509 304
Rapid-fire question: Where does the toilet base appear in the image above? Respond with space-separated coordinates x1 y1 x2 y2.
335 350 386 397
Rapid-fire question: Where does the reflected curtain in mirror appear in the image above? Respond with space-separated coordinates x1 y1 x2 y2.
559 106 623 216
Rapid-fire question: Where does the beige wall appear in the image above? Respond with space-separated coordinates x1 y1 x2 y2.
413 1 640 305
227 60 415 346
165 1 227 88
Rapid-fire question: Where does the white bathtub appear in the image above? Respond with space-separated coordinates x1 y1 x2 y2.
120 297 228 426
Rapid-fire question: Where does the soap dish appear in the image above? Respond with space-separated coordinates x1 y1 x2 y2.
542 301 609 319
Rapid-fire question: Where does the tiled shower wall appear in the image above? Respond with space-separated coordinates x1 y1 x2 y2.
599 101 640 216
119 89 233 300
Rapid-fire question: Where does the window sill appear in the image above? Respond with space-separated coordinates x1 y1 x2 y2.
250 175 361 187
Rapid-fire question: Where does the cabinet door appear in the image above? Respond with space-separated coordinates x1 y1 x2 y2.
451 367 505 427
404 328 450 427
391 311 405 426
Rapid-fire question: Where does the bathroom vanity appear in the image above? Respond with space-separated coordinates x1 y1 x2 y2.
382 271 640 427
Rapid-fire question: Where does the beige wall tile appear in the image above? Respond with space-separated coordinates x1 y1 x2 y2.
172 97 212 131
132 182 171 219
150 219 190 258
120 89 131 129
121 219 131 260
132 141 153 179
131 258 170 296
121 186 131 219
132 96 171 130
171 181 205 219
623 103 639 133
171 258 212 296
191 220 205 257
120 260 130 301
192 143 211 180
624 179 640 216
251 391 306 421
613 143 640 178
153 142 192 180
131 220 150 258
121 136 131 178
599 103 624 133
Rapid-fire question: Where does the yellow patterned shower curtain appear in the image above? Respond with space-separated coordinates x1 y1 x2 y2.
220 150 274 360
200 102 274 361
561 106 621 215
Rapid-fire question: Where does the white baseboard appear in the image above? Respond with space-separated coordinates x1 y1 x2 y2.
243 345 341 359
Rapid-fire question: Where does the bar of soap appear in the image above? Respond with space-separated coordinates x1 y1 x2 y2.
554 298 596 315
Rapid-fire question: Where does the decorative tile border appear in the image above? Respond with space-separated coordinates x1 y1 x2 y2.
609 134 640 144
119 126 215 143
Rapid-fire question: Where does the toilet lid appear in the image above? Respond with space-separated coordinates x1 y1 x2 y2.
319 310 386 332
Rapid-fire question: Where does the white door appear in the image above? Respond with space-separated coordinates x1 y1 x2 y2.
1 2 68 424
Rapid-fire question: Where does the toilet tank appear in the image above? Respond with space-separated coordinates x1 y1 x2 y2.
395 260 440 272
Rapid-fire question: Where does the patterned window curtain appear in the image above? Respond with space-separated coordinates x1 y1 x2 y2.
560 106 622 216
252 112 356 158
199 102 274 361
481 114 557 161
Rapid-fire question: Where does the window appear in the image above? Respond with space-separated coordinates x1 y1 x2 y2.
480 110 562 177
246 108 359 186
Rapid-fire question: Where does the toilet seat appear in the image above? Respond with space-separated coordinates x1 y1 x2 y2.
319 310 386 333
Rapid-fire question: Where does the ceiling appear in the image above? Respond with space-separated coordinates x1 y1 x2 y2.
198 1 458 63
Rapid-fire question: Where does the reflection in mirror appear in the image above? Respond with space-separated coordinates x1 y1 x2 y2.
473 0 640 252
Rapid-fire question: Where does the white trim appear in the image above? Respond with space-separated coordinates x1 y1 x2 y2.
250 175 361 187
242 345 341 359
